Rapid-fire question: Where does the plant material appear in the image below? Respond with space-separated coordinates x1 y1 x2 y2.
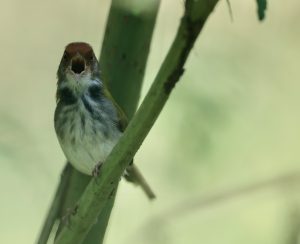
55 0 220 243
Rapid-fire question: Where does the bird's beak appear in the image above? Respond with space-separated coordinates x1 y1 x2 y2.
70 53 86 74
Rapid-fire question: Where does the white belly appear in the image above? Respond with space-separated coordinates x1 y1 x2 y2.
59 133 119 175
56 102 122 175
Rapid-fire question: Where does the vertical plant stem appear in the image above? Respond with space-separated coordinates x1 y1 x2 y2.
37 1 160 244
100 0 161 118
55 1 220 243
55 168 90 237
85 1 160 242
36 164 71 244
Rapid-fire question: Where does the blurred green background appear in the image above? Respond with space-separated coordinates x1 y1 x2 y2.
1 0 300 243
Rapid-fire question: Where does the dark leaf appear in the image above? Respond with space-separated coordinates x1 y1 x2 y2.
256 0 267 21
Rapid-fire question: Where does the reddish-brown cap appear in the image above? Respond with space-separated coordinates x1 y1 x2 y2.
64 42 95 60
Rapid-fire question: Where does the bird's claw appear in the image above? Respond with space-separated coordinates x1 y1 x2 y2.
92 162 103 177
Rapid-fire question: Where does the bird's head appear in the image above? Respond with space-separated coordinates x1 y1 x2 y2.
57 42 100 91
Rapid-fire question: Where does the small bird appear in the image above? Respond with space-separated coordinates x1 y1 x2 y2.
54 42 155 199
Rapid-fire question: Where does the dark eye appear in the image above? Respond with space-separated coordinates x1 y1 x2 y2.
89 55 94 61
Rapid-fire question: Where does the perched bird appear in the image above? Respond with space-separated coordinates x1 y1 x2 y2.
54 42 155 199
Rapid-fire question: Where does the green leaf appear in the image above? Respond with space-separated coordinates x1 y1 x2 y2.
256 0 267 21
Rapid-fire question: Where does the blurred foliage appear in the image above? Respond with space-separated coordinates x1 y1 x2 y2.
0 0 300 244
256 0 267 20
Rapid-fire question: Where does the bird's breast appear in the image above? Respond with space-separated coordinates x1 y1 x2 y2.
54 98 121 175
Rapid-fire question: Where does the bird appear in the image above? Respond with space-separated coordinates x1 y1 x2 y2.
54 42 155 199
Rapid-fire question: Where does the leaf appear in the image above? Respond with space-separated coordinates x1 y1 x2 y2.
256 0 267 21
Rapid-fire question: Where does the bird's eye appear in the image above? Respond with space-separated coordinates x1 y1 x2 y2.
89 55 94 61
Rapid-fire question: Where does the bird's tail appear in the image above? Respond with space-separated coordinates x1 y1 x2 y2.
124 164 156 200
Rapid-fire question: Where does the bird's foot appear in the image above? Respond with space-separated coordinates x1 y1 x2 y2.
92 162 103 177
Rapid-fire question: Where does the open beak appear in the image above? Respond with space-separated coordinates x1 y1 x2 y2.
70 54 86 74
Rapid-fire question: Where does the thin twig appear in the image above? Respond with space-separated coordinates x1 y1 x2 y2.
155 171 300 221
134 171 300 241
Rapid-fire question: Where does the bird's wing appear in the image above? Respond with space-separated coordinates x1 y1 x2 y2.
102 87 128 132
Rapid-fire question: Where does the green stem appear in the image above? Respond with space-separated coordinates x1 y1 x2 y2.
100 0 161 118
55 1 219 243
55 167 90 237
81 189 118 244
82 1 160 243
36 164 72 244
37 1 160 243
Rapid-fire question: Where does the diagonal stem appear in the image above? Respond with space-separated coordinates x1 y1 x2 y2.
37 1 160 244
55 1 220 243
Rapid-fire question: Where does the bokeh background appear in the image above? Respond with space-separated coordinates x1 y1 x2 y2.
1 0 300 243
